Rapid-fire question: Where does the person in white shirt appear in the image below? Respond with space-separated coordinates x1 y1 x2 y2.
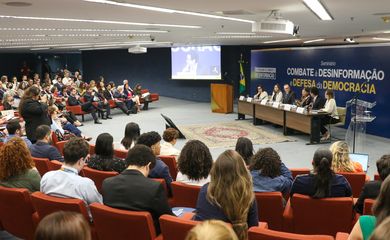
176 140 213 186
253 84 268 101
40 137 102 219
320 89 339 140
160 128 180 158
270 84 283 103
62 70 71 86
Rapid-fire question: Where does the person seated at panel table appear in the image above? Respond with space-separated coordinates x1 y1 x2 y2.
354 154 390 214
270 84 283 103
282 84 296 105
253 84 268 101
290 148 352 198
309 86 325 110
319 89 339 141
296 87 312 107
329 141 363 173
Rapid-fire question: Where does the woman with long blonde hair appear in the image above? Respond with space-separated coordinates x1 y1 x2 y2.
185 220 238 240
194 150 258 240
330 141 363 173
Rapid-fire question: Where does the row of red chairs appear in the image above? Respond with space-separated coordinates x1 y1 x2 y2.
0 186 352 240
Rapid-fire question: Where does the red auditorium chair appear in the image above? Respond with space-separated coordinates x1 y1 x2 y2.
374 174 380 181
363 199 376 215
56 141 67 155
141 89 159 102
51 131 59 145
171 182 201 208
81 166 118 194
0 187 36 240
289 168 310 179
66 104 88 122
90 203 157 240
152 178 169 197
283 194 355 236
50 160 63 169
89 144 96 155
248 226 350 240
254 192 285 230
33 157 58 176
114 149 128 159
108 99 117 109
159 155 178 181
159 214 198 240
339 172 367 198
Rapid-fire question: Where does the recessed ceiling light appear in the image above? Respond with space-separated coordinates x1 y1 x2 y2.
31 48 50 51
0 15 201 29
4 1 32 7
215 32 256 35
373 37 390 41
303 38 325 43
344 37 355 43
0 27 168 33
263 39 301 44
303 0 333 21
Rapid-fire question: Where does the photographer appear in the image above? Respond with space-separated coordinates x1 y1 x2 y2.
19 85 51 143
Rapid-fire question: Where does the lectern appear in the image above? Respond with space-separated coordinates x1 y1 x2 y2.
210 83 233 113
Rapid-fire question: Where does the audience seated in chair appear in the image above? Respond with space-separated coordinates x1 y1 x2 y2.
4 119 32 147
137 131 173 195
290 148 352 198
68 87 102 124
160 128 181 158
348 176 390 240
120 122 140 150
194 150 258 240
35 211 91 240
249 147 293 196
0 137 41 192
40 137 102 217
29 125 63 162
176 140 212 186
102 144 173 234
185 220 238 240
354 155 390 214
235 137 254 166
87 133 127 173
330 141 363 173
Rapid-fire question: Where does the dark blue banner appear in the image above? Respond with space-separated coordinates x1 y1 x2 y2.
250 45 390 139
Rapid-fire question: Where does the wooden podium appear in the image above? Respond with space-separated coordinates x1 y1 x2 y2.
211 83 233 113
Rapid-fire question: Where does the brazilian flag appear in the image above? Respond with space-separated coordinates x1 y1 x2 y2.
239 59 246 94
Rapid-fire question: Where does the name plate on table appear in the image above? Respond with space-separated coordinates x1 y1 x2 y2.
239 96 245 101
284 104 292 111
296 107 305 114
260 99 268 105
272 102 280 108
246 97 253 102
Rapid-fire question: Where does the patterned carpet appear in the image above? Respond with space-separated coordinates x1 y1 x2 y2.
178 121 293 148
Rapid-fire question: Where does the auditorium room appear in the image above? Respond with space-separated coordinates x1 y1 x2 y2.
1 0 390 240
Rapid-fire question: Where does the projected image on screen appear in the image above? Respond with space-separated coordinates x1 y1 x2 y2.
171 46 221 80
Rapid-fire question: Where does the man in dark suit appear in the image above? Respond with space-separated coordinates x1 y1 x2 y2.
68 88 102 124
354 155 390 214
103 84 130 115
282 84 296 104
84 87 112 119
102 145 173 234
29 125 64 161
310 87 325 110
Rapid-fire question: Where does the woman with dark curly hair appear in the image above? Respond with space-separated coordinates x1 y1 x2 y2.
0 137 41 192
177 140 213 186
249 148 293 195
235 137 254 166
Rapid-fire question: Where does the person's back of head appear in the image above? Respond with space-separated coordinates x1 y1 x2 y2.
376 155 390 181
373 176 390 226
185 220 238 240
126 144 156 174
163 128 179 144
178 140 212 181
329 141 354 172
312 148 334 198
6 119 21 135
63 137 89 166
369 216 390 240
121 122 140 149
208 150 254 240
137 131 161 155
34 211 91 240
235 137 254 166
249 147 281 178
94 133 114 158
35 125 52 142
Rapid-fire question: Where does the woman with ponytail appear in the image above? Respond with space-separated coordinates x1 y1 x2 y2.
194 150 258 240
290 148 352 198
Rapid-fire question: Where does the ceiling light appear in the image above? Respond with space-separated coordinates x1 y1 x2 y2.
373 37 390 41
215 32 256 35
0 27 168 33
195 35 271 39
30 48 50 51
0 15 201 29
303 38 325 43
263 39 301 44
83 0 254 23
344 37 355 43
303 0 333 21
